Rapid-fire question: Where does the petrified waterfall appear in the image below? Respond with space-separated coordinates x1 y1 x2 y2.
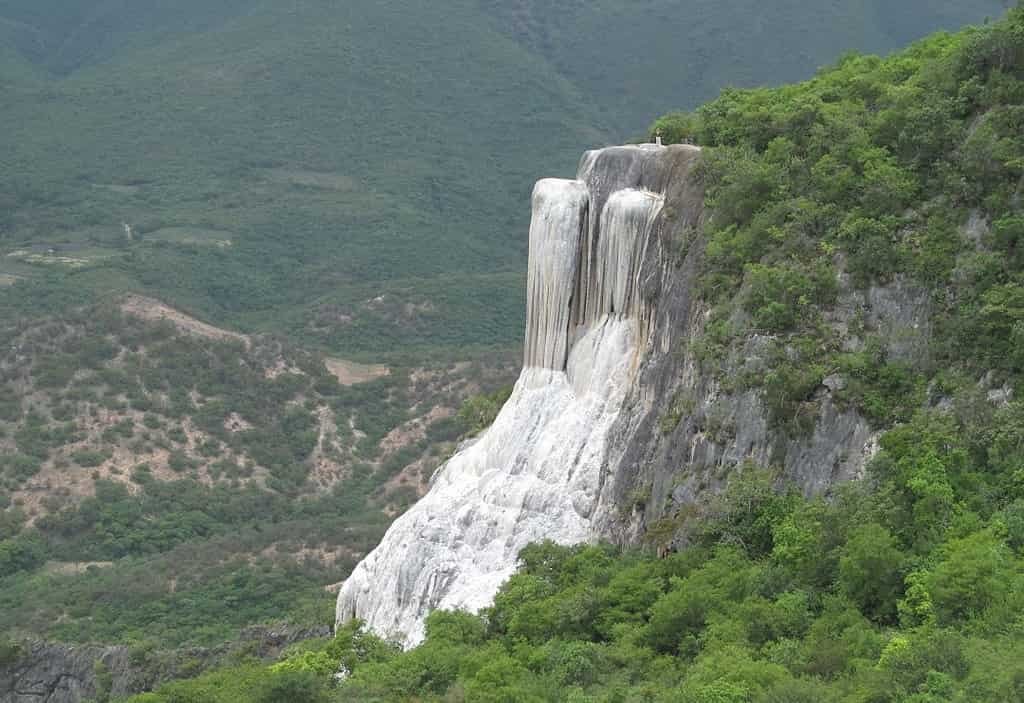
336 145 674 646
523 178 589 370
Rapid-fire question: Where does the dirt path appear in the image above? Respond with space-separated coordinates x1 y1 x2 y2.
121 295 250 347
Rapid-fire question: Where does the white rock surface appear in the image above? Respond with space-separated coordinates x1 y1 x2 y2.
336 148 665 646
524 178 589 370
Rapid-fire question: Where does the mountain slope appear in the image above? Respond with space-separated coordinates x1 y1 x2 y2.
0 0 1004 360
479 0 1008 134
0 0 256 75
0 0 604 358
120 8 1024 702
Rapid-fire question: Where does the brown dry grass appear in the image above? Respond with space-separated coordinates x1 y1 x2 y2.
324 358 390 385
121 295 250 347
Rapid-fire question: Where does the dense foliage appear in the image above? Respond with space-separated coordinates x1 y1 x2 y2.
456 384 514 436
0 474 388 647
651 4 1024 436
128 413 1024 702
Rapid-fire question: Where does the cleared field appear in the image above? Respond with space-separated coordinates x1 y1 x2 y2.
5 247 119 269
325 357 391 385
43 561 114 576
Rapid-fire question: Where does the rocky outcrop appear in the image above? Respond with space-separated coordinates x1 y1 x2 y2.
0 626 330 703
1 642 130 703
337 144 693 646
337 142 937 644
588 153 933 547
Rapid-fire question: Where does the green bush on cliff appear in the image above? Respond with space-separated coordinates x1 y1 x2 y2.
0 639 20 666
457 385 514 436
657 5 1024 430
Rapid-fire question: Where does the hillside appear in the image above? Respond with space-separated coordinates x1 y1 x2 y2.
104 5 1024 702
0 0 1004 359
0 0 592 359
481 0 1009 132
0 298 516 650
0 2 1016 699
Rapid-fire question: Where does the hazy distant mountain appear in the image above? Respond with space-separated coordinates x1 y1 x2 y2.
0 0 1005 357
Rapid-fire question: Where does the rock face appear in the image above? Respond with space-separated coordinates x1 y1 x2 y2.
336 144 689 646
0 642 131 703
0 626 330 703
337 142 915 645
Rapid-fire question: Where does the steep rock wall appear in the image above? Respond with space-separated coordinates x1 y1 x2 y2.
588 152 929 547
337 142 917 644
336 145 687 646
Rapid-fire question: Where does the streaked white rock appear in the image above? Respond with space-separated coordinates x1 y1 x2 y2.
336 148 665 647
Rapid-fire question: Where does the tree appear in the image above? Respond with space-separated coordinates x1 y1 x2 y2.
0 532 46 576
463 654 545 703
254 671 329 703
838 522 905 622
926 531 1012 625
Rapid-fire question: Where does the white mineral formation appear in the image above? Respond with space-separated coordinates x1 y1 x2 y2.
524 178 589 370
336 145 666 646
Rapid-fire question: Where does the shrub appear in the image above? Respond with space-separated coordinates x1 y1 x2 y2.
71 449 110 468
457 385 513 436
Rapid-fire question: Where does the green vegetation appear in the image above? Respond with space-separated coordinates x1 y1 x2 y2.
0 474 388 646
457 385 514 436
0 639 21 667
653 3 1024 433
0 0 1001 361
127 408 1024 702
0 302 511 648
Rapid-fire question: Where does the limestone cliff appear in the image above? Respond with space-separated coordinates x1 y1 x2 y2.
337 142 905 645
336 144 689 646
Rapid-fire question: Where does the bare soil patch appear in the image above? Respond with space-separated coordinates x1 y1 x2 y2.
307 405 348 488
44 561 114 576
324 358 390 385
379 405 453 456
121 295 250 347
